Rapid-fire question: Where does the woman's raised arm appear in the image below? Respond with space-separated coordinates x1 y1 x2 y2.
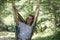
32 6 39 27
12 3 19 25
12 3 25 25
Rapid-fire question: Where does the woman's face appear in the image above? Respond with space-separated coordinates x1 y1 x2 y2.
26 16 33 25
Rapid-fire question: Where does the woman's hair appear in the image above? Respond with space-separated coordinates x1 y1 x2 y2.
25 14 34 25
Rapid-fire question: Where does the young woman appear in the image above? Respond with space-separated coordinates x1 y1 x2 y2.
18 15 34 40
12 3 39 40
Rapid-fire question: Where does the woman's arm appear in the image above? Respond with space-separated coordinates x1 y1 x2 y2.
12 4 19 25
32 0 40 26
12 3 25 24
32 6 39 26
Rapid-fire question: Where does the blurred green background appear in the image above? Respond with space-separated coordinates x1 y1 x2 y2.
0 0 60 40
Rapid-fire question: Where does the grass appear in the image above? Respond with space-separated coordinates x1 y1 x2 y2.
0 32 60 40
32 27 60 40
0 27 60 40
32 32 60 40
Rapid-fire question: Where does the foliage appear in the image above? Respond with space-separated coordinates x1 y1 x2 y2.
0 0 60 40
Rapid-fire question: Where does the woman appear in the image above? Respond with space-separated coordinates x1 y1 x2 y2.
12 3 38 40
18 14 34 40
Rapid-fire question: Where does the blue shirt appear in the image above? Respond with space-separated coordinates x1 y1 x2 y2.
18 22 33 40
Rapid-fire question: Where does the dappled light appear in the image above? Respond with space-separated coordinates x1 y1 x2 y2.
0 0 60 40
3 15 14 25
